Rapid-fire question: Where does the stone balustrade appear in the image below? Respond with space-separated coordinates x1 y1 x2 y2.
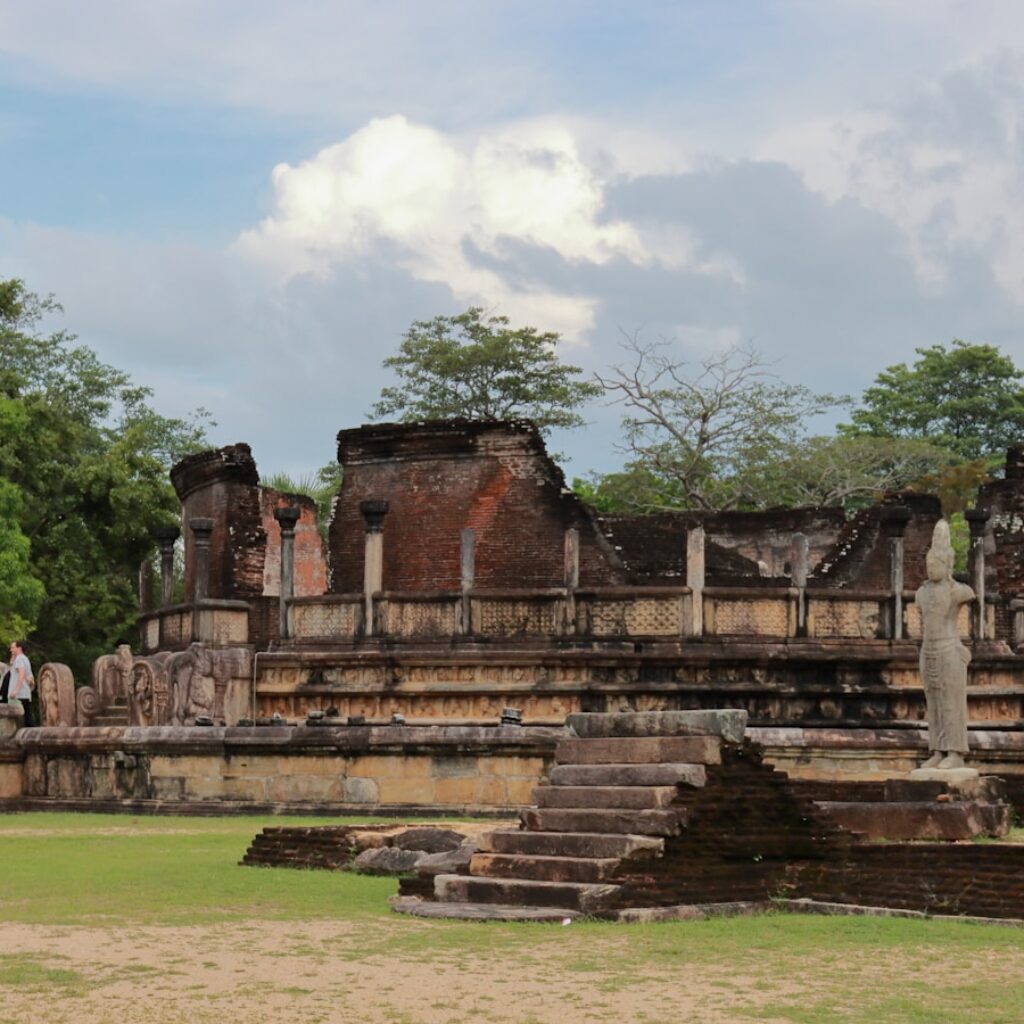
139 599 250 653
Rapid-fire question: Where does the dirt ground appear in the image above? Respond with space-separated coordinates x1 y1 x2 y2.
1 915 1023 1024
0 918 744 1024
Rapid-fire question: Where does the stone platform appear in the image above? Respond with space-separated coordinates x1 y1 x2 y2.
393 710 1024 922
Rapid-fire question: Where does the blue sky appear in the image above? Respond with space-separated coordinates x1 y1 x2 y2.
2 1 1024 479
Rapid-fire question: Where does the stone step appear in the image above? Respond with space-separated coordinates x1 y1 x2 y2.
549 763 707 788
566 710 747 743
534 785 680 809
520 807 687 836
477 830 664 859
554 736 721 766
391 897 584 922
434 873 622 913
470 853 622 883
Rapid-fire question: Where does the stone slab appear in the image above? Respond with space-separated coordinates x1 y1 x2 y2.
534 785 679 810
434 873 621 913
909 767 980 784
391 897 583 922
566 710 747 744
818 800 1011 841
548 763 706 789
884 776 1006 804
476 830 664 859
520 807 686 836
470 853 621 883
554 736 721 766
613 901 770 923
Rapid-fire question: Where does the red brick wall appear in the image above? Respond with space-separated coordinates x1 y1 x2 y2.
328 421 624 594
809 493 942 591
260 489 327 597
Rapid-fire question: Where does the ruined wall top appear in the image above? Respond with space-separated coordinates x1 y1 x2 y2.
170 443 260 501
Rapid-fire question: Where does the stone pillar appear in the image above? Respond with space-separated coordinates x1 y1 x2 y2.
880 505 912 640
965 507 990 641
274 506 301 641
460 528 475 635
189 517 215 642
564 528 580 634
359 500 388 637
686 525 705 636
790 532 809 636
139 558 154 614
151 525 181 608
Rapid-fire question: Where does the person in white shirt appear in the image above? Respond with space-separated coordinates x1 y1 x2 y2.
8 641 34 727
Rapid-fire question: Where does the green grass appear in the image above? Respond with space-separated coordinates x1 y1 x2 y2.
0 812 1023 1023
0 811 401 925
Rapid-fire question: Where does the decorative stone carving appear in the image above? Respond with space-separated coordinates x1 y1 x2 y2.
168 643 252 725
129 657 173 726
37 663 76 727
92 644 134 706
914 520 975 772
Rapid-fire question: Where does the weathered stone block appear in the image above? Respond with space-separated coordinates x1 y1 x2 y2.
223 777 269 801
392 827 464 853
343 777 379 803
430 755 478 779
477 830 663 859
348 755 429 780
433 777 483 804
416 844 476 876
521 806 686 836
0 704 24 739
548 763 706 788
354 847 422 874
0 763 23 799
377 777 436 804
267 774 345 802
534 785 679 809
554 736 721 766
565 710 747 744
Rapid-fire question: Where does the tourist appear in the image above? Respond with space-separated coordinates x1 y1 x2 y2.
8 641 35 727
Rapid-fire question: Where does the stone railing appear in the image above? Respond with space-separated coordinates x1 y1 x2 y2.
139 599 250 653
281 586 1006 645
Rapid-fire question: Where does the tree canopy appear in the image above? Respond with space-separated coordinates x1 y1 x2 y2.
594 336 845 511
0 279 209 677
842 340 1024 462
372 307 601 435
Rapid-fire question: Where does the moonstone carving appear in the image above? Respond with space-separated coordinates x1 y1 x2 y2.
914 520 974 770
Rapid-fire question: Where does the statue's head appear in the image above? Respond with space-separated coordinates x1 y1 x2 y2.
926 519 955 582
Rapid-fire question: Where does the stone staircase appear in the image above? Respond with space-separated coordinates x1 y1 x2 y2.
394 710 846 921
90 698 130 727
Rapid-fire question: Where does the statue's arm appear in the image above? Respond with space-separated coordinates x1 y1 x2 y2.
954 582 976 605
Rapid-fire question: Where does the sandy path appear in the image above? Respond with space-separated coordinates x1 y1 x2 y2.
0 918 802 1024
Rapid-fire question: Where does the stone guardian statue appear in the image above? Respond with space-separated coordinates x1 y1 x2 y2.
915 519 974 770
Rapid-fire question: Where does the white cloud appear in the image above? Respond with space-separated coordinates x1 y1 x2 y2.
234 115 656 341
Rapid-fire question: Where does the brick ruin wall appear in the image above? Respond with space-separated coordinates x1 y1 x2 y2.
809 492 942 591
328 421 624 593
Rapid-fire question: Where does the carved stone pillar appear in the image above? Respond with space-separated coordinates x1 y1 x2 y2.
359 500 388 636
274 506 301 641
965 507 990 640
790 532 809 636
686 525 705 636
881 505 912 640
151 525 181 608
189 517 214 641
564 528 580 634
460 527 475 635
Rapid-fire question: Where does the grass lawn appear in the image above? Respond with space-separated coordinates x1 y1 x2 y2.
0 812 1022 1023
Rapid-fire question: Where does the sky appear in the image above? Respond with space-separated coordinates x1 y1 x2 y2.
2 0 1024 481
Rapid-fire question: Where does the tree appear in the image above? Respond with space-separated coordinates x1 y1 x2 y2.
842 340 1024 462
594 336 843 511
0 279 210 678
0 479 44 644
372 307 602 434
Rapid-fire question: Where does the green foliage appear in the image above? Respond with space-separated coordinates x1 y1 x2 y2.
843 339 1024 461
0 279 210 677
263 462 342 541
595 338 847 511
372 307 602 435
0 479 44 644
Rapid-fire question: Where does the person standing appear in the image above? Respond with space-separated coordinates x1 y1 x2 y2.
8 641 35 727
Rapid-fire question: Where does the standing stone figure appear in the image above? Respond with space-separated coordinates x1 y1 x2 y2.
915 520 974 769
